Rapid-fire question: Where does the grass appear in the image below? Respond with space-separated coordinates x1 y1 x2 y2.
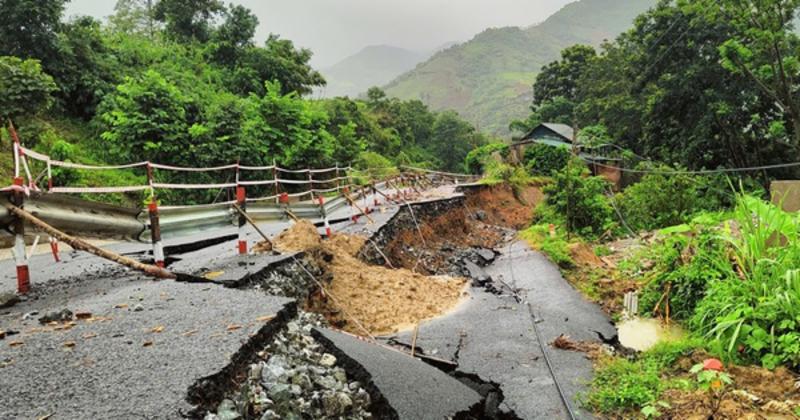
519 223 574 268
584 339 702 416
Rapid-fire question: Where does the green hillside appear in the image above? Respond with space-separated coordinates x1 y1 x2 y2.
384 0 656 136
321 45 425 98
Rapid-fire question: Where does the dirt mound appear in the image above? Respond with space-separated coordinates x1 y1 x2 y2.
569 243 604 267
325 234 367 257
262 222 467 336
315 250 467 335
464 184 543 230
273 220 321 252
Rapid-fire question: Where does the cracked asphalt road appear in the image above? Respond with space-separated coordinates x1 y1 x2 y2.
392 240 616 419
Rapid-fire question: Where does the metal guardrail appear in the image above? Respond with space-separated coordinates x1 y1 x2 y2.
4 181 387 243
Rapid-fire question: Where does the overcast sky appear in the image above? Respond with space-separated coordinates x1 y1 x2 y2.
65 0 573 67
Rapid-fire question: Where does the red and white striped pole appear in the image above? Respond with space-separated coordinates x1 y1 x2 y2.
9 120 30 294
145 163 165 268
236 186 247 255
148 199 165 268
12 176 30 294
279 192 293 224
49 236 60 263
318 196 332 237
344 186 359 223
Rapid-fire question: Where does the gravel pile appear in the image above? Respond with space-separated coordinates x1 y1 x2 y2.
250 257 324 302
206 312 372 420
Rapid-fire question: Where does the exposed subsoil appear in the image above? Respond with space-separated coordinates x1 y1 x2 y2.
464 184 543 230
564 241 640 315
382 185 543 276
259 220 467 336
659 350 800 419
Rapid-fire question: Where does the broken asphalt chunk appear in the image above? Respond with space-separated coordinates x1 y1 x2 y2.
38 309 74 324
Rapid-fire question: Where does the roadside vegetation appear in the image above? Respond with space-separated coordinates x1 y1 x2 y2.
490 0 800 417
0 0 492 206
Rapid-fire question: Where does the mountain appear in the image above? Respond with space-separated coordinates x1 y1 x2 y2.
383 0 656 136
320 45 427 98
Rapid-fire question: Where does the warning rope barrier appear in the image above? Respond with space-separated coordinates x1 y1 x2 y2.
15 144 361 195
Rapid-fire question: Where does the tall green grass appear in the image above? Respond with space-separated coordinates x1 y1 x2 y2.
691 195 800 368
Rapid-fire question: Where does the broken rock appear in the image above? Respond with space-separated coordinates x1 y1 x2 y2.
38 309 74 324
319 353 337 367
0 292 20 309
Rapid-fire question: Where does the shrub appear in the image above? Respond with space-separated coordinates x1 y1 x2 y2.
638 220 730 320
542 158 614 238
519 224 573 268
617 164 725 232
585 339 701 415
0 56 57 119
352 151 398 182
523 143 570 176
464 142 508 174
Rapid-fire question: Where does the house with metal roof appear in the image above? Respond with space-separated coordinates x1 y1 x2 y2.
510 123 574 163
510 122 625 189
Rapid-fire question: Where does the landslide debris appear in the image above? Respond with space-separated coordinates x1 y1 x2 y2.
206 312 372 420
256 220 467 336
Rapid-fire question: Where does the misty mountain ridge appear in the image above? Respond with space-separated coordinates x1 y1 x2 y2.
320 43 460 98
383 0 657 136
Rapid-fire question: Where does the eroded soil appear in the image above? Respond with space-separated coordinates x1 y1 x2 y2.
258 220 467 336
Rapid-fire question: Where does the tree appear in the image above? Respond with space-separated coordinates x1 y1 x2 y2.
0 56 57 120
53 16 119 118
0 0 66 60
153 0 224 43
571 0 789 173
715 0 800 147
533 44 596 106
215 4 257 49
239 81 335 168
366 87 388 108
109 0 159 36
430 111 487 173
225 35 326 96
98 69 194 164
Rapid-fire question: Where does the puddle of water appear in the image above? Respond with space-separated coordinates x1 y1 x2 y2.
617 318 684 352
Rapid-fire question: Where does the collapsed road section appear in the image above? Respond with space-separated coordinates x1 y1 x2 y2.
1 184 617 419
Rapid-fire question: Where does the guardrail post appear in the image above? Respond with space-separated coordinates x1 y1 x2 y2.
273 159 280 204
11 176 30 294
9 121 30 294
307 168 314 201
335 164 340 193
147 199 165 268
145 163 165 268
49 236 60 262
236 186 247 255
318 196 332 237
372 181 379 207
279 192 292 224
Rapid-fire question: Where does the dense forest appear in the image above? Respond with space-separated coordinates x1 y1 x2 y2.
0 0 490 204
512 0 800 180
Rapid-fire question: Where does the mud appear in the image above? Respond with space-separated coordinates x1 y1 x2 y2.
257 221 467 336
660 350 800 419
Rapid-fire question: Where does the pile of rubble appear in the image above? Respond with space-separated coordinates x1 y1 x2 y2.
206 312 372 420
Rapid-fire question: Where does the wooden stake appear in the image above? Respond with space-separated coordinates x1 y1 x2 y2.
411 323 419 357
343 192 375 224
232 204 273 249
3 202 176 280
